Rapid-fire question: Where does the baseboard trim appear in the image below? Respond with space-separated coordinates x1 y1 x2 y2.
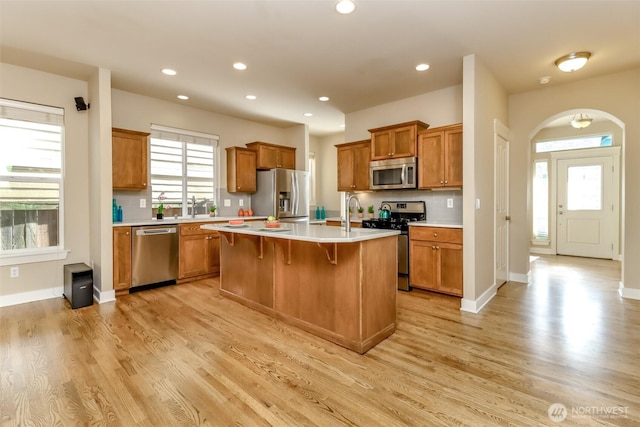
530 247 555 255
0 286 64 308
460 283 498 314
96 288 116 304
619 281 640 300
510 271 531 284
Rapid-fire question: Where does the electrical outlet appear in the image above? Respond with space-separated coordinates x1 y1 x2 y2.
10 266 19 278
140 198 146 208
239 199 244 207
476 198 481 209
224 199 231 207
447 198 453 208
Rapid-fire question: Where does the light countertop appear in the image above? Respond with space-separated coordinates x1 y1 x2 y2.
410 221 462 229
112 216 267 227
201 222 400 243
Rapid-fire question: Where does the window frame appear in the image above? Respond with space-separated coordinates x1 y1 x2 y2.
149 124 219 218
0 98 69 266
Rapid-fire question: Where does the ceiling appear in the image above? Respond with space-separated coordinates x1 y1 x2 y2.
1 1 639 136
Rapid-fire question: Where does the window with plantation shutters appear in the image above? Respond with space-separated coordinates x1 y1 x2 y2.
0 98 64 255
150 124 218 217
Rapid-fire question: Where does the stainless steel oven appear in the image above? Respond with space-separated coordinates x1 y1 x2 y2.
369 157 417 190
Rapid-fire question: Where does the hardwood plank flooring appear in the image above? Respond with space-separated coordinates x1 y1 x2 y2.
1 255 638 426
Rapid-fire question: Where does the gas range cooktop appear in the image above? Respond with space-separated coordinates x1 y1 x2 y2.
361 201 426 232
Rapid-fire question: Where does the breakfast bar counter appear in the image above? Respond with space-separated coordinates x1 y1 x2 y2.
201 222 400 353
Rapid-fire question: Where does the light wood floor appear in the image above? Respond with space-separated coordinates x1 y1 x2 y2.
1 255 638 426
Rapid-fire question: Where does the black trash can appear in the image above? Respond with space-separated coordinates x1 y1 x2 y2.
64 263 94 309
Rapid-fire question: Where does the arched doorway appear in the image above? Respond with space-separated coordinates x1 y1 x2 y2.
528 109 624 281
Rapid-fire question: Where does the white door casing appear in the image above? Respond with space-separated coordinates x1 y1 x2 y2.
553 148 619 259
494 120 509 285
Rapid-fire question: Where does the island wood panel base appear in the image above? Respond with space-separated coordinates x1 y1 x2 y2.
217 232 397 354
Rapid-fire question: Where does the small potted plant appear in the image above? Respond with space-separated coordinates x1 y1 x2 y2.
357 206 364 218
156 192 166 220
209 205 217 217
367 205 375 218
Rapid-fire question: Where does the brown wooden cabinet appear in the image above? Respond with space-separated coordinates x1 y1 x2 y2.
326 219 362 228
226 147 257 193
409 226 463 296
368 121 429 160
179 222 220 280
245 141 296 170
113 227 132 294
418 123 463 189
336 139 371 191
112 128 150 190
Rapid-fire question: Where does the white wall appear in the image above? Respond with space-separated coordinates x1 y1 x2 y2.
311 133 344 213
461 55 509 311
0 63 91 301
509 68 640 298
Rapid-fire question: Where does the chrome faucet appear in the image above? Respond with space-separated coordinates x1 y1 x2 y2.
190 195 196 218
345 192 360 233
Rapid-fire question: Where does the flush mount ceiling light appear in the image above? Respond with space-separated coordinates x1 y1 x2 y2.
570 114 593 129
161 68 177 76
303 113 313 117
177 95 189 100
416 63 430 71
555 52 591 72
319 96 330 102
233 62 247 71
336 0 355 14
245 95 257 100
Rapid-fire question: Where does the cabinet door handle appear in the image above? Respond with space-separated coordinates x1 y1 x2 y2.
126 232 130 235
444 180 448 184
433 233 438 237
432 246 436 250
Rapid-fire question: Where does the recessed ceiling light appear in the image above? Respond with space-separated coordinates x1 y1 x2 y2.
319 96 330 102
245 95 257 100
416 63 430 71
336 0 355 14
554 52 591 72
304 113 313 117
162 68 177 76
177 95 189 100
233 62 247 70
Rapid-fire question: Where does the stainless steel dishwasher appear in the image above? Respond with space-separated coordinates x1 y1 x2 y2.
131 225 179 289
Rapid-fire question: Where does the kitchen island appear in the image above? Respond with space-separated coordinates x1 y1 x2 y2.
201 222 400 353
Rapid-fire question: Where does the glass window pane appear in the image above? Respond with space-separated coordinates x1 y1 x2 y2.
533 161 548 239
567 165 602 210
536 135 612 153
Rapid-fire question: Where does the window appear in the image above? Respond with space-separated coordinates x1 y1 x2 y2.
0 99 64 257
566 165 602 211
532 160 549 240
535 135 611 153
150 124 218 217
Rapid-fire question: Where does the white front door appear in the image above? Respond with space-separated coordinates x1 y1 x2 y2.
495 120 510 285
556 156 613 259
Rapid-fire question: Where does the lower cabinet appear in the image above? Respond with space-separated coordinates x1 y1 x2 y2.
113 227 132 294
179 223 221 280
326 219 362 228
409 226 463 296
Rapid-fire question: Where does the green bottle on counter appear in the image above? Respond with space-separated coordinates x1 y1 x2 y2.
315 206 320 220
320 206 325 219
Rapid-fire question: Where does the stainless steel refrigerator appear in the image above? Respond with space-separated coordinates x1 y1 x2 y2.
252 169 310 222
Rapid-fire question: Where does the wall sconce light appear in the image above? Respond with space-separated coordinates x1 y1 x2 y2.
74 97 89 111
555 52 591 72
570 114 593 129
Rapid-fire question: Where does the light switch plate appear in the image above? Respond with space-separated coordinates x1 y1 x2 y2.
476 198 481 209
239 199 244 207
224 199 231 207
140 198 146 208
10 266 19 278
447 198 453 208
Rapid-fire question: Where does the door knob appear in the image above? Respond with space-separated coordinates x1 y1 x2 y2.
559 204 563 208
505 215 511 221
559 211 564 215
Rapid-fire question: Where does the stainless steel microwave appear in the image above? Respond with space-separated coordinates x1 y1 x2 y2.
369 157 417 190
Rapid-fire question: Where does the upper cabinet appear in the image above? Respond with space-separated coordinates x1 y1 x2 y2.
336 140 371 191
245 141 296 170
112 128 150 190
226 147 257 193
368 120 429 160
418 123 463 189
